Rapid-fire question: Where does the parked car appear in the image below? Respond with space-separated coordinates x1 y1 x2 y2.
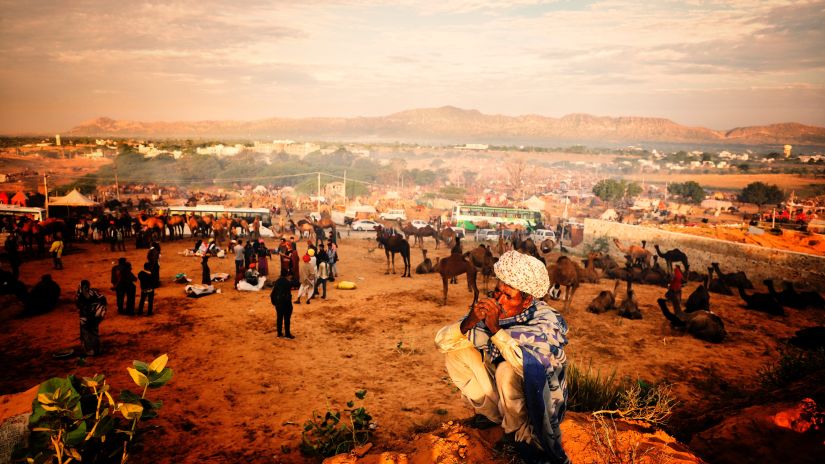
449 227 466 239
530 229 556 243
379 209 407 221
475 228 500 241
410 219 429 228
351 219 379 231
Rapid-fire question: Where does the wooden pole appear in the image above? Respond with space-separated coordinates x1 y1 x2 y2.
43 174 49 219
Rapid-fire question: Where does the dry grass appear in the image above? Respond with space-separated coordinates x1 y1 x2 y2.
623 173 824 191
590 415 672 464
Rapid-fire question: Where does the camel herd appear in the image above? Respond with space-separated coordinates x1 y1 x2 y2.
372 224 824 344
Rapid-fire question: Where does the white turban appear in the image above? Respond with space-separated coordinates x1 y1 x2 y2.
493 251 550 299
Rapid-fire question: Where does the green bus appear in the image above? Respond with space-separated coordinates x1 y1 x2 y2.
451 204 542 230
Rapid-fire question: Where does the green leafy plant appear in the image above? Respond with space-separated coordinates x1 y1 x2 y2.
300 389 374 458
587 236 610 254
23 354 174 464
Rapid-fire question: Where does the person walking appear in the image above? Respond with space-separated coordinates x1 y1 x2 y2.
326 240 338 282
295 250 316 304
76 280 107 356
147 242 161 288
115 260 137 315
137 262 155 316
270 274 294 338
313 244 330 300
49 234 64 270
233 239 245 281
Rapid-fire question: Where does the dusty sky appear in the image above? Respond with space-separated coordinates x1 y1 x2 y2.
1 0 823 133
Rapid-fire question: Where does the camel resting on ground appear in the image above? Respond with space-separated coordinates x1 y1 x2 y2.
587 280 620 314
658 298 726 343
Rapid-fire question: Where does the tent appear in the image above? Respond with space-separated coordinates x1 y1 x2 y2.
523 195 546 212
10 191 27 206
49 189 99 207
253 185 267 194
600 208 618 221
0 192 8 204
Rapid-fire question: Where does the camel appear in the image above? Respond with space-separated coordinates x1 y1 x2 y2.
617 275 642 320
313 214 337 245
413 225 440 249
685 273 711 313
712 262 753 289
166 214 186 240
639 256 669 286
587 280 620 314
415 249 438 274
467 244 496 291
186 214 206 238
653 245 689 276
537 238 556 262
494 237 511 257
613 238 652 269
578 252 602 284
658 298 726 343
436 252 479 306
137 214 165 241
439 227 457 249
295 219 315 241
764 280 825 310
547 256 579 312
736 283 784 316
376 228 411 277
707 265 733 295
401 223 419 245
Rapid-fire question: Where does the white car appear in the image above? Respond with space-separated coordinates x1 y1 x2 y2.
379 209 407 221
411 219 429 228
475 229 500 241
351 219 379 231
530 229 556 243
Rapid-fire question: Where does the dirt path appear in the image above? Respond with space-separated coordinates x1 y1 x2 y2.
2 236 823 463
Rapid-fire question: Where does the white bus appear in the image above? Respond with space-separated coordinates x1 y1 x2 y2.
0 204 46 222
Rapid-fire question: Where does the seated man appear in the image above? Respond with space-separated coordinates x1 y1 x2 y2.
244 263 260 286
23 274 61 315
435 251 570 464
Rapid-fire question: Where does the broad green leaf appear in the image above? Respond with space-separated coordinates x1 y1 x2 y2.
65 422 88 446
118 389 141 403
93 415 115 437
148 368 173 388
118 403 144 420
132 360 150 375
148 354 168 373
127 368 149 388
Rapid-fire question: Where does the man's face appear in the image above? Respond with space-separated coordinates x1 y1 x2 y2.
490 280 532 318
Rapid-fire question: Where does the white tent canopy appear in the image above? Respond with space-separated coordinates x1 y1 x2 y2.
253 185 268 193
522 195 546 212
49 189 99 207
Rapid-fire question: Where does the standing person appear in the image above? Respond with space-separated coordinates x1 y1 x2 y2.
4 231 21 280
257 239 269 277
76 280 107 356
49 234 64 270
295 250 316 304
667 264 683 310
314 251 330 301
435 251 570 464
233 239 245 275
116 261 137 315
116 226 126 251
109 221 118 252
201 256 211 285
137 262 155 316
278 238 292 277
244 240 255 270
270 274 294 338
326 240 338 282
289 239 300 287
147 242 161 288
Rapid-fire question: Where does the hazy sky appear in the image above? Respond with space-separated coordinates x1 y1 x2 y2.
1 0 823 133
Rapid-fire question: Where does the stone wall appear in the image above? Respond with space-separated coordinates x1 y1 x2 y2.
582 219 825 290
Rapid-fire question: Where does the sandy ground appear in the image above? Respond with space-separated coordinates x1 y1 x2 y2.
2 234 824 463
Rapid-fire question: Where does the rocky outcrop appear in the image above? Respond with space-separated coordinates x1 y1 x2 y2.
66 107 825 145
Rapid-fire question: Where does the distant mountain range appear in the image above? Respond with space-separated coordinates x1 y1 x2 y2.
66 106 825 146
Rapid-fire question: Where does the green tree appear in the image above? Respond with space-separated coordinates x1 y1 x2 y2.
592 179 642 205
667 181 706 204
739 182 784 206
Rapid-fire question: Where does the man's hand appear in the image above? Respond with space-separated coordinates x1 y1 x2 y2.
460 298 502 334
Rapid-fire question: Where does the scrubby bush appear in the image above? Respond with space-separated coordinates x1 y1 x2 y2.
300 390 374 458
21 354 174 464
758 347 825 388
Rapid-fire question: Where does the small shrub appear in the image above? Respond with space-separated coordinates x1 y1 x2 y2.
300 390 374 458
758 347 825 388
589 415 671 464
587 236 611 254
21 354 174 464
567 361 623 412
